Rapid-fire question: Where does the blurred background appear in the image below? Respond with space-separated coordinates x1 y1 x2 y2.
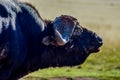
19 0 120 80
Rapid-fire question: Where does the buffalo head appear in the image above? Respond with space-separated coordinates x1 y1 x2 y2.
41 15 103 67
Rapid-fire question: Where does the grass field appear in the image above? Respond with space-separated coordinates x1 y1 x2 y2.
20 0 120 80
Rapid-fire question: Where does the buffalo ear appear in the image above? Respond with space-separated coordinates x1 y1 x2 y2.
53 15 76 46
42 36 51 46
42 36 57 46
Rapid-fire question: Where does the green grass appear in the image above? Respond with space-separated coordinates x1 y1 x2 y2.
25 68 120 80
20 0 120 80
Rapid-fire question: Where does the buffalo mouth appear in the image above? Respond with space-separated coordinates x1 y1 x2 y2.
93 47 101 53
92 44 103 53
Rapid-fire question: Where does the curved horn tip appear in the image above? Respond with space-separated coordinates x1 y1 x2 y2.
54 30 68 46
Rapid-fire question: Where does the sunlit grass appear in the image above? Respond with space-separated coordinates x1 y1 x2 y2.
25 67 120 79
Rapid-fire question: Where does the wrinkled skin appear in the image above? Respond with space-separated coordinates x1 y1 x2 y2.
0 0 103 80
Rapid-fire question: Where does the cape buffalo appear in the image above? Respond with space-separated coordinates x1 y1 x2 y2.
0 0 103 80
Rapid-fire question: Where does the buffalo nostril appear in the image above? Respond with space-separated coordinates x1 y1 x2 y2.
97 36 103 45
99 41 103 46
97 36 102 42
